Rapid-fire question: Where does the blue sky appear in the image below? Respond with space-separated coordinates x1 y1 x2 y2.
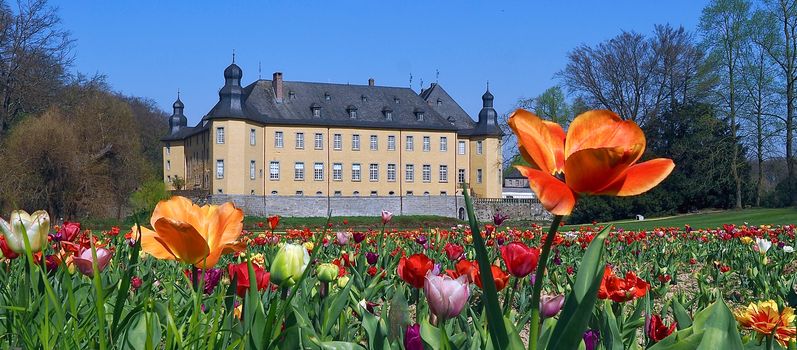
56 1 707 126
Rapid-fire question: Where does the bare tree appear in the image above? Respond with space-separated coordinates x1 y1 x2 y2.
0 0 73 135
755 0 797 204
700 0 751 208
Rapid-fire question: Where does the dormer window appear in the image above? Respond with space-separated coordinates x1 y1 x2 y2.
361 95 368 102
347 105 358 119
414 108 425 121
382 107 393 121
324 93 331 101
447 116 456 124
310 103 321 118
289 91 296 100
394 97 400 104
437 98 442 106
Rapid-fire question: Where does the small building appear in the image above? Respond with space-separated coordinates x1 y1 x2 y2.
501 167 536 199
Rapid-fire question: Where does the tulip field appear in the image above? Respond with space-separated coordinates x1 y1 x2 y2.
1 109 796 349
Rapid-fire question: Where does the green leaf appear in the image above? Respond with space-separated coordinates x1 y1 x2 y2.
124 311 161 350
361 307 389 350
322 278 353 338
649 299 743 350
536 317 556 350
462 185 510 350
547 225 611 350
420 318 443 350
601 300 624 350
672 298 693 330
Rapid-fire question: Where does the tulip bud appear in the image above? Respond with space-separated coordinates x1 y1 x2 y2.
0 210 50 254
270 243 310 287
381 210 393 225
540 294 565 318
316 263 339 282
337 275 350 288
424 274 469 323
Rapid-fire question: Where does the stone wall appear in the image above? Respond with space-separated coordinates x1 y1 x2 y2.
200 194 551 222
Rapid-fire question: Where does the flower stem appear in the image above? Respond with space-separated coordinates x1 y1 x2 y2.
528 215 564 350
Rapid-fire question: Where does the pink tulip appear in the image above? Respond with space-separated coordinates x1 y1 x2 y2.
336 231 350 245
381 210 393 225
423 273 469 321
540 294 565 318
72 247 113 277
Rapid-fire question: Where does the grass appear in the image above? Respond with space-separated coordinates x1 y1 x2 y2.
563 207 797 231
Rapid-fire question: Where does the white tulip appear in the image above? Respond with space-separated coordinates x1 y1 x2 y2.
0 210 50 254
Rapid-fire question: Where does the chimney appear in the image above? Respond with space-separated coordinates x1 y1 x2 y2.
273 72 284 103
368 78 374 86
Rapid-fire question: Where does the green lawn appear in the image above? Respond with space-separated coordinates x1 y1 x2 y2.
564 207 797 231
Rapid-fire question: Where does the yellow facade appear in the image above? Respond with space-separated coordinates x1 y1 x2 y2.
162 141 185 190
167 119 502 198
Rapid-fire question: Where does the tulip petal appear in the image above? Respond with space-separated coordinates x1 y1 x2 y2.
564 145 644 194
565 110 646 160
151 196 208 234
203 202 244 267
139 226 178 260
594 158 675 196
152 217 210 265
516 165 577 216
509 109 565 174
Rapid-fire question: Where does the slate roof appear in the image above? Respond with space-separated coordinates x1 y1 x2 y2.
419 83 476 130
162 65 503 141
237 80 458 131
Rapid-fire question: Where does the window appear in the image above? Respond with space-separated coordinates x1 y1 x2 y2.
458 141 466 155
476 141 483 155
352 134 360 150
352 163 361 181
325 93 331 101
406 136 414 151
387 135 396 151
458 169 466 184
422 165 432 182
370 191 378 197
423 136 431 152
332 163 342 181
314 162 324 181
296 191 304 196
271 190 278 195
477 169 483 183
216 160 224 179
314 133 323 150
437 99 442 106
353 191 360 196
294 162 305 181
316 191 323 196
424 191 430 196
334 191 342 196
370 135 378 150
387 164 396 182
405 164 415 182
406 191 414 196
441 191 447 196
295 132 305 149
439 165 448 182
250 129 256 145
270 161 280 180
216 127 225 144
333 134 342 150
313 108 321 118
166 160 171 170
440 137 448 152
275 131 284 148
250 160 256 180
369 163 379 181
166 145 170 155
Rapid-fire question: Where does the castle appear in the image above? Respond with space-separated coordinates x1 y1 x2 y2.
162 62 504 218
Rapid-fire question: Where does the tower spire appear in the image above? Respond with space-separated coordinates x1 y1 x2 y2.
232 49 236 63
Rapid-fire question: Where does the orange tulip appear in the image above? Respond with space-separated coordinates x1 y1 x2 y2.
508 109 675 215
139 196 245 268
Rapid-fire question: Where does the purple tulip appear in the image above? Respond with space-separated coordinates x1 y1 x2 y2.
583 329 600 350
404 323 422 350
553 252 562 266
366 252 379 265
72 247 113 277
201 268 222 294
423 273 469 321
540 294 565 318
415 235 427 245
493 212 509 226
353 232 366 243
431 263 441 276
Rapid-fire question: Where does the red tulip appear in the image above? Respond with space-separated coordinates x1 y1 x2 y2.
228 262 271 297
598 266 649 303
397 253 434 289
444 243 464 261
267 215 280 231
445 259 479 283
646 314 676 342
0 235 19 260
500 242 540 278
475 265 511 292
